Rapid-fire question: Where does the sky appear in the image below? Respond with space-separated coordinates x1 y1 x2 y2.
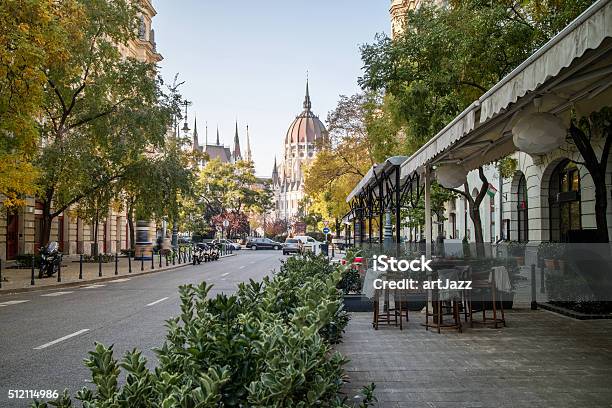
152 1 390 177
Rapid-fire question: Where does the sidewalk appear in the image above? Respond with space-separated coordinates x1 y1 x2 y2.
338 310 612 407
0 253 235 294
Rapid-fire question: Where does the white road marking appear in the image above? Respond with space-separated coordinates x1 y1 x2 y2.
41 291 73 297
109 278 131 283
82 284 105 289
249 261 255 264
0 300 30 307
146 297 168 307
239 266 245 269
34 329 89 350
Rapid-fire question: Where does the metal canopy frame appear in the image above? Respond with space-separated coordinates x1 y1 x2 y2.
345 161 421 245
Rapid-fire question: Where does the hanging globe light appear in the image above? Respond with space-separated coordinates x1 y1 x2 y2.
436 163 468 189
512 112 566 155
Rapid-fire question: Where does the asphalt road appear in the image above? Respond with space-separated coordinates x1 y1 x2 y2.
0 250 284 407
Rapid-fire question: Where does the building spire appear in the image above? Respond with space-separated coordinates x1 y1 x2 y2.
233 120 242 161
246 124 252 163
272 156 279 185
303 76 311 110
216 125 220 145
192 117 199 150
205 121 208 145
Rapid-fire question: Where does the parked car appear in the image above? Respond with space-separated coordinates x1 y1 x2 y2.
246 237 283 250
283 238 301 255
293 235 322 255
211 239 241 250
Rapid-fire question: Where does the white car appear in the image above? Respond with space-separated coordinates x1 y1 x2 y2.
293 235 322 255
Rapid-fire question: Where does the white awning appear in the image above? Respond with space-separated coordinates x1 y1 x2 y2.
400 103 477 179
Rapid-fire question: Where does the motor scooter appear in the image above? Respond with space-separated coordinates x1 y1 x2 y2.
39 241 63 278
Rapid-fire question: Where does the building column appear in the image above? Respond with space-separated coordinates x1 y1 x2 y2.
424 166 432 259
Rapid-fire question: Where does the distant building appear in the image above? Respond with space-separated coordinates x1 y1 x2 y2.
272 80 328 221
390 0 446 39
192 120 251 166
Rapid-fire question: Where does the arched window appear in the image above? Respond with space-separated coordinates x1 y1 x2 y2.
549 160 581 242
517 174 528 242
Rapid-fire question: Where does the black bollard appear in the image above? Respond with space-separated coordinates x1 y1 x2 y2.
177 248 181 264
98 255 102 277
115 253 119 275
141 254 144 271
189 247 192 262
57 259 61 282
540 267 545 294
31 256 35 285
151 251 154 270
128 252 132 273
531 264 537 310
79 254 83 279
159 252 162 268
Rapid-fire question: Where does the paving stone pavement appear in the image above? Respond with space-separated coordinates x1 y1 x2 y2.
337 309 612 408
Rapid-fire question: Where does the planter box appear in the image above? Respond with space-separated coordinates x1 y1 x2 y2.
342 294 372 312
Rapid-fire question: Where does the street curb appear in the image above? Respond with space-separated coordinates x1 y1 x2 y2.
0 253 237 296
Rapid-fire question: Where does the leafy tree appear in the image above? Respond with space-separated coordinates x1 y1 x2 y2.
264 218 289 239
403 181 457 234
34 0 175 245
211 211 249 239
196 160 257 213
0 0 82 205
359 0 595 249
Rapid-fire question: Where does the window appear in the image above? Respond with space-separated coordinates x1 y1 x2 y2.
517 174 528 242
549 160 581 242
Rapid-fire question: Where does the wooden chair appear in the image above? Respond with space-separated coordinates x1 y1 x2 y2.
424 269 462 333
467 268 506 329
372 288 409 330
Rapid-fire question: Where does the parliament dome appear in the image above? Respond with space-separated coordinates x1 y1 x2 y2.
285 81 328 144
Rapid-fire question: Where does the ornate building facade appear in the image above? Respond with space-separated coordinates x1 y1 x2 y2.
271 81 328 222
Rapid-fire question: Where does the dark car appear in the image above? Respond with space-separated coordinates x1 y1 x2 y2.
246 237 283 250
283 238 301 255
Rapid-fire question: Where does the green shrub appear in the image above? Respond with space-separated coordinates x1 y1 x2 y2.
33 253 375 407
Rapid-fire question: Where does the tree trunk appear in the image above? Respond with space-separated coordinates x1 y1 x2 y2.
448 166 490 257
594 179 609 243
127 202 135 252
569 121 610 243
41 189 55 247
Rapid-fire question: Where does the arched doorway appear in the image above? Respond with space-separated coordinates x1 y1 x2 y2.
517 174 528 242
549 160 581 242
